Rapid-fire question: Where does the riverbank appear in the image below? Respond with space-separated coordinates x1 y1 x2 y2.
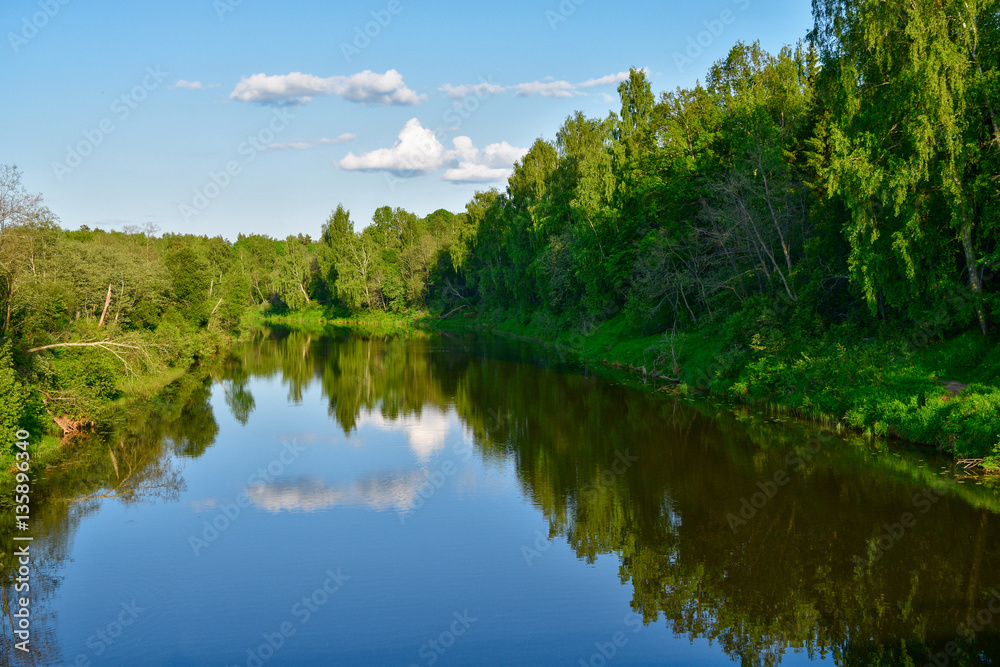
434 309 1000 471
1 325 234 487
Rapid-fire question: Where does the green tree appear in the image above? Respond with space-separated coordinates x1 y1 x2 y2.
165 245 211 325
812 0 999 332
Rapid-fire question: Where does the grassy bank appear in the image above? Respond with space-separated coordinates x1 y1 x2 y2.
436 309 1000 470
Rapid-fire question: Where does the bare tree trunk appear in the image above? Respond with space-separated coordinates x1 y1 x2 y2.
98 284 112 327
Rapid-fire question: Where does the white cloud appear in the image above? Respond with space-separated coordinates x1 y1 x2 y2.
262 135 357 150
443 141 528 183
338 118 447 176
263 141 311 150
449 135 479 163
439 81 504 99
512 79 577 98
469 69 648 99
171 80 220 90
337 118 527 183
229 69 424 106
357 407 454 461
245 473 431 513
481 141 529 167
320 133 356 145
338 69 424 105
578 69 645 88
442 163 513 183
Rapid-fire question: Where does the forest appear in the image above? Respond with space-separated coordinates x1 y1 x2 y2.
2 0 999 471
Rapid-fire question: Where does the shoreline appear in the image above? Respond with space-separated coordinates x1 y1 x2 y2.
256 308 999 473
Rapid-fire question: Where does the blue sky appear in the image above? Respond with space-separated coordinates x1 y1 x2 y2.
1 0 814 240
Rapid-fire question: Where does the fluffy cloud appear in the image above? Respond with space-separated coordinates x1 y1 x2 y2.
337 118 527 183
337 69 424 105
441 163 512 183
338 118 448 176
229 69 424 106
481 141 529 166
443 140 529 183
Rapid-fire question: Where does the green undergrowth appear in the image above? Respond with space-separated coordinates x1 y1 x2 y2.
1 317 233 486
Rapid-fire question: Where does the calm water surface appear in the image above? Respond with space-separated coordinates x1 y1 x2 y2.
4 328 1000 666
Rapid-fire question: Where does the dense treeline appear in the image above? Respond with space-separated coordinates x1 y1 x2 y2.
2 0 999 461
444 26 998 336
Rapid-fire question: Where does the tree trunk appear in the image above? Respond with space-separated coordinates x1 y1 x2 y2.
960 212 988 336
98 284 113 327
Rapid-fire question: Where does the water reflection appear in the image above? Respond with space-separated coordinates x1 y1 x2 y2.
217 327 1000 666
245 471 430 514
3 326 1000 666
1 370 214 663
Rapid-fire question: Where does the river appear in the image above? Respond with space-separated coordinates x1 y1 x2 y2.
3 326 999 666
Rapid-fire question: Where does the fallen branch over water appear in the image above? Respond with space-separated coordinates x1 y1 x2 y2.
26 341 143 353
